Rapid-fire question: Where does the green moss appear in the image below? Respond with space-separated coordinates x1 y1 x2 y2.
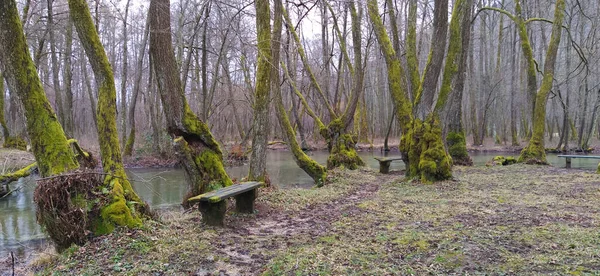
0 161 37 184
196 149 233 191
327 134 365 170
435 0 467 114
0 0 79 178
503 157 517 165
94 179 142 235
406 0 421 97
490 156 517 166
404 117 452 182
70 0 148 235
123 128 135 156
3 136 27 151
446 131 472 166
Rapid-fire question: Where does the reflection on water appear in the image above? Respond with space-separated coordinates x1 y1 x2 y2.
0 150 597 257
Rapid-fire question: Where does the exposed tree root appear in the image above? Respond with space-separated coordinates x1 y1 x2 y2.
0 162 37 186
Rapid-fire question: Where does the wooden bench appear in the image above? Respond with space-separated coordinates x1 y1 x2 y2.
188 182 262 226
374 157 403 173
557 155 600 168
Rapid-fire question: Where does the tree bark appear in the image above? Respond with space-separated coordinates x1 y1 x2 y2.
47 0 66 128
149 0 232 206
368 0 452 182
248 0 272 183
0 0 79 177
124 12 150 156
0 73 10 141
120 0 131 150
271 0 326 185
414 0 449 118
69 0 148 232
518 0 566 164
445 0 473 166
64 16 75 137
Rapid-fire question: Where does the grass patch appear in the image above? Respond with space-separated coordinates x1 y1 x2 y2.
30 165 600 275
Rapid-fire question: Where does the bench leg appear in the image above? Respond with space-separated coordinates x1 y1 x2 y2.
199 200 226 226
566 157 571 169
235 189 257 213
380 161 391 174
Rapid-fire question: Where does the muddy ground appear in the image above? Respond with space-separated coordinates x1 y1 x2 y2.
17 165 600 275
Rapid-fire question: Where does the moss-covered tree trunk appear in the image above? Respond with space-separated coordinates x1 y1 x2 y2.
325 3 366 170
248 0 272 183
0 0 79 176
149 0 232 206
445 0 473 166
368 0 453 182
517 0 565 164
69 0 148 233
271 0 326 185
283 2 366 170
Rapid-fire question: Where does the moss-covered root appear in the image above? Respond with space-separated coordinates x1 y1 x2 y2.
174 137 233 208
67 139 97 169
404 117 452 183
94 178 143 235
327 133 365 170
517 138 549 165
0 162 36 185
446 131 473 166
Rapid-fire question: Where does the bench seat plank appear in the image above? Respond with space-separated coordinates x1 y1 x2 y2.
374 156 403 173
188 182 262 203
374 157 403 162
557 155 600 159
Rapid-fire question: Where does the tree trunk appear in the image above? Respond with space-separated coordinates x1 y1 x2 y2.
518 0 566 164
0 73 10 141
248 0 272 183
368 0 452 182
510 25 519 146
82 56 98 132
124 13 150 156
149 0 232 206
63 16 75 137
414 0 449 118
283 3 365 170
120 0 131 150
272 0 326 185
47 0 66 128
285 29 308 150
445 0 473 166
201 6 210 121
69 0 148 232
0 0 79 177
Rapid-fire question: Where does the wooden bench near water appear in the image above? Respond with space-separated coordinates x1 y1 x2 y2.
188 182 262 226
374 156 403 174
557 155 600 168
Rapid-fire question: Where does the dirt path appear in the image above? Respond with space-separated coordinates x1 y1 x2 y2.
210 172 396 274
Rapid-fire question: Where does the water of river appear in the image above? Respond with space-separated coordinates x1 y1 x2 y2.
0 150 594 259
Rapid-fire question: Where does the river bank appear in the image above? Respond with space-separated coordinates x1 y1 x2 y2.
17 165 600 275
